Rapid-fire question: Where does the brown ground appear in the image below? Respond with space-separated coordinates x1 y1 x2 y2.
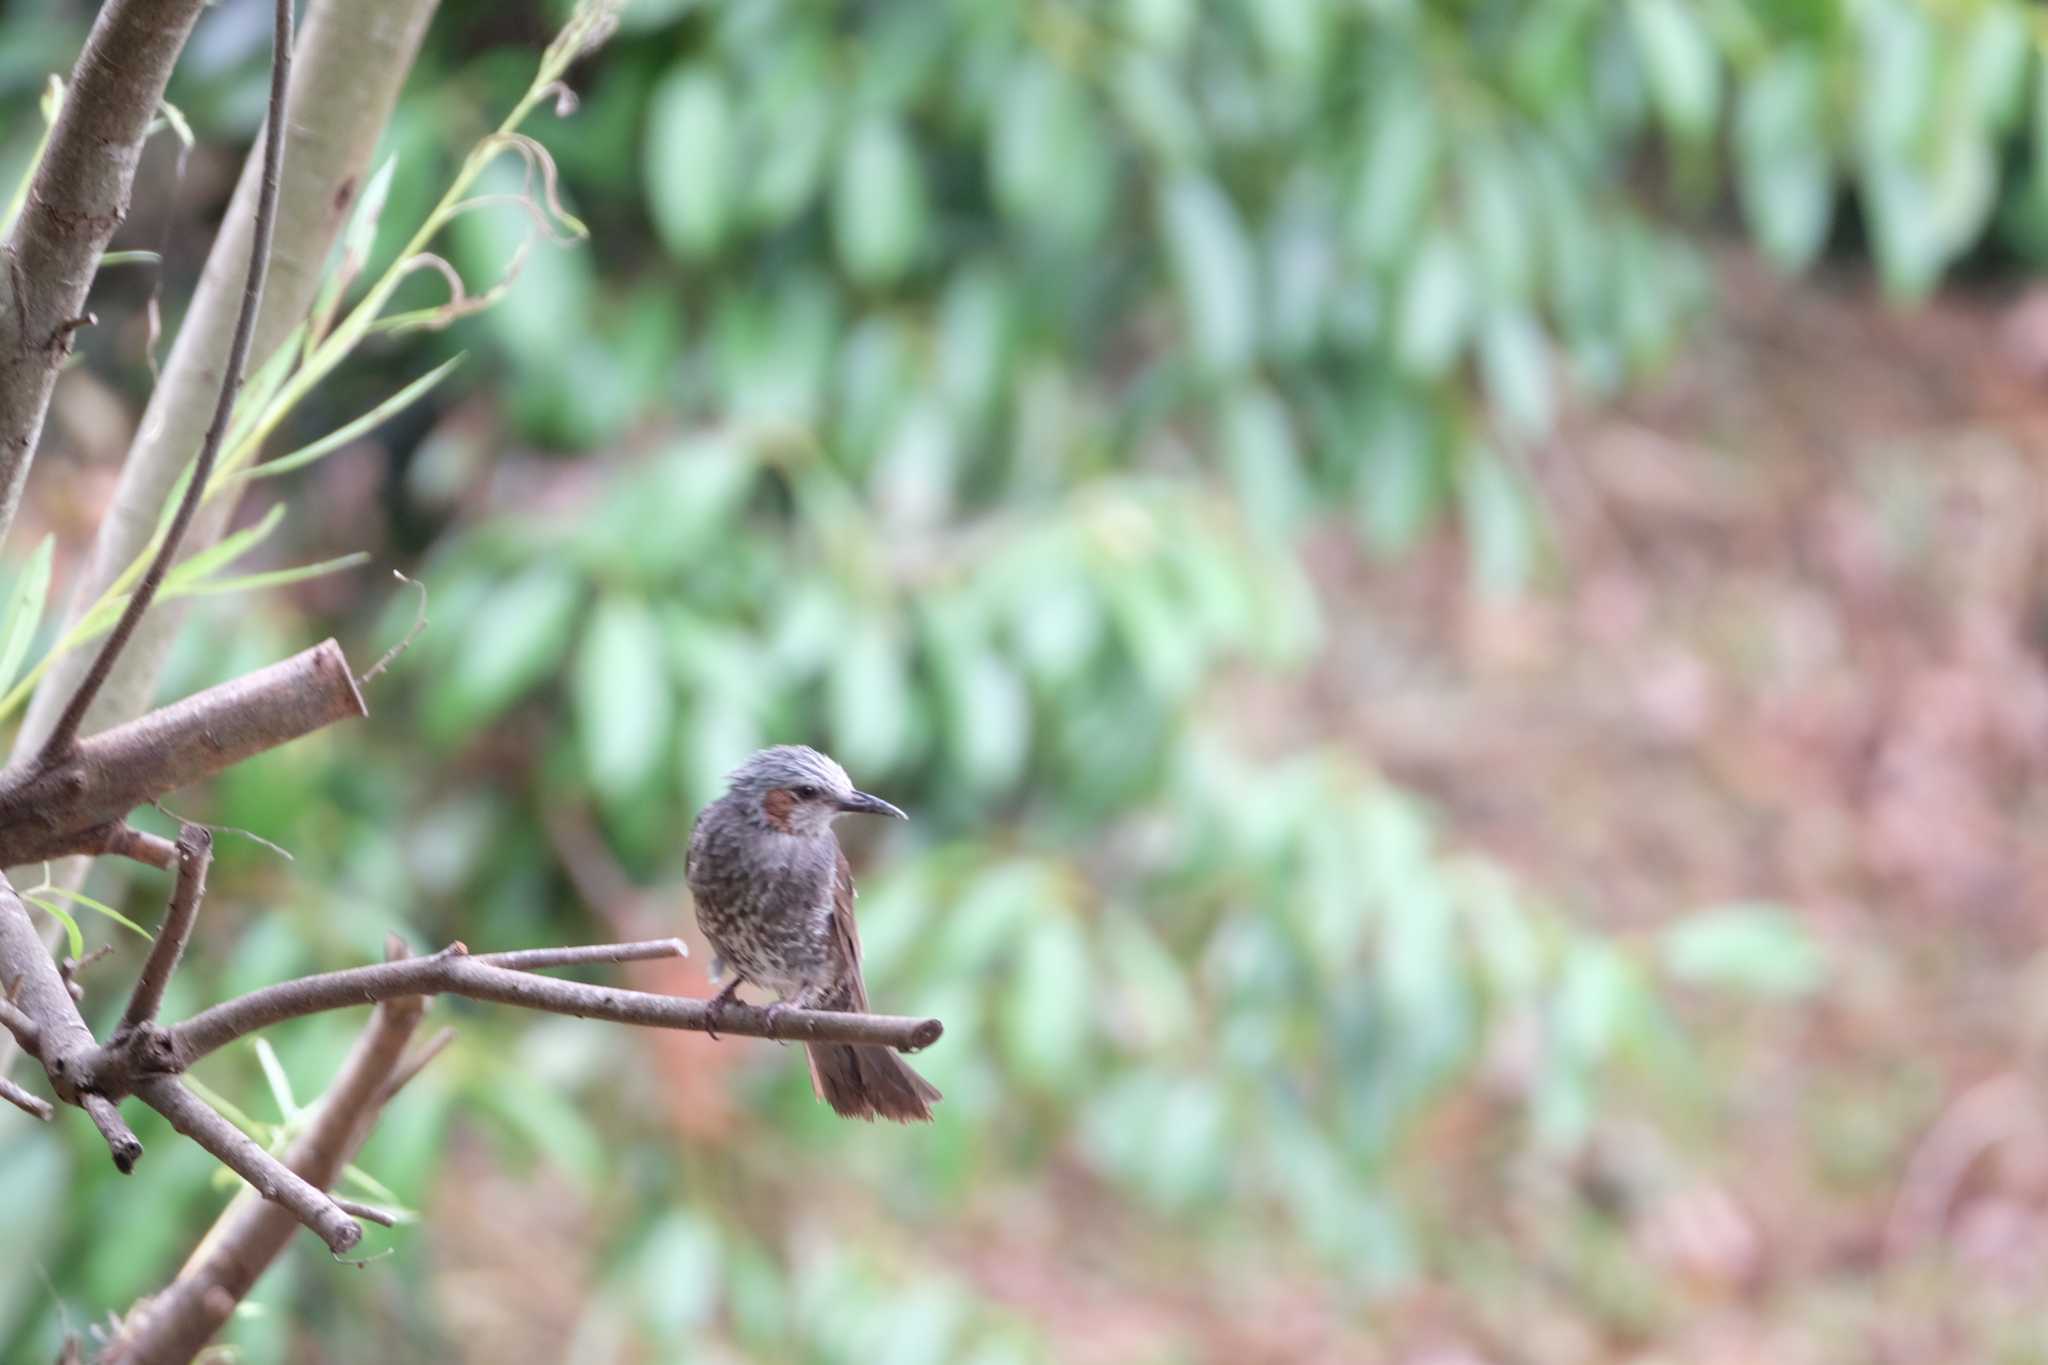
1292 251 2048 1363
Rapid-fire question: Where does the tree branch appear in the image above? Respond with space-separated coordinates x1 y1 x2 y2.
37 0 295 764
81 1090 143 1173
0 0 208 550
107 994 430 1365
133 1076 360 1255
119 825 212 1031
0 639 367 870
168 942 944 1066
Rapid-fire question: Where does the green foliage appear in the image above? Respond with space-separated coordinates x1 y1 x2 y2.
8 0 2044 1357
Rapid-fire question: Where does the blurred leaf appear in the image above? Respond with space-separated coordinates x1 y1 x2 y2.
434 565 582 736
1160 175 1258 374
1002 911 1093 1086
646 65 734 261
1476 309 1555 440
834 117 927 288
1393 233 1471 378
1735 52 1833 272
828 617 912 775
634 1213 723 1336
573 595 672 798
1630 0 1721 141
0 533 53 699
992 61 1110 244
1350 90 1437 266
1222 384 1306 542
1661 903 1827 998
1457 441 1539 596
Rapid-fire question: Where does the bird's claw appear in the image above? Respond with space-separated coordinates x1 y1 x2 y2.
705 978 743 1042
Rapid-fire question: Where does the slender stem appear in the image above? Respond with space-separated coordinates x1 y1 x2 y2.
37 0 295 763
480 939 687 971
0 1075 50 1120
120 826 213 1031
0 997 38 1056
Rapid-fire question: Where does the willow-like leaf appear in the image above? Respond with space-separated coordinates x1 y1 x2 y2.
241 355 463 484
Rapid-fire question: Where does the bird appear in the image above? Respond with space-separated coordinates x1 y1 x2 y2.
685 744 941 1122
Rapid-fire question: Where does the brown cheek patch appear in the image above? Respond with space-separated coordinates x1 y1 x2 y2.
761 788 797 832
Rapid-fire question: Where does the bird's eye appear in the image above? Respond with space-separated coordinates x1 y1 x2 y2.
793 784 820 801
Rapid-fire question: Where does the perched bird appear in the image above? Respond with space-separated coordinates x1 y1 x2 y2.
685 744 941 1122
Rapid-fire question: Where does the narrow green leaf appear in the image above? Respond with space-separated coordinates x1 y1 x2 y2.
168 552 370 599
32 884 151 942
253 1038 302 1121
242 356 464 484
163 504 286 590
26 894 85 960
96 250 160 268
0 535 54 698
1458 441 1538 596
828 618 912 775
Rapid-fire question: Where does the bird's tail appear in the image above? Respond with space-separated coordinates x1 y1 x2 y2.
806 1040 941 1122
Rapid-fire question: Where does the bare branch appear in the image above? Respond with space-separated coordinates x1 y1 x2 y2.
133 1077 360 1255
168 943 944 1066
0 1074 50 1120
0 0 208 549
110 996 426 1364
482 939 687 971
81 1092 143 1171
38 0 296 764
119 826 213 1031
0 640 367 868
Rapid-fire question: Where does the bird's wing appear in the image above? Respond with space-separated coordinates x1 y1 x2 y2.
831 845 869 1013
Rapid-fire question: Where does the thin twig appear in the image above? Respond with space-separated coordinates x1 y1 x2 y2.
120 825 212 1031
0 1074 51 1120
0 996 38 1056
166 943 944 1065
357 571 428 685
80 1092 144 1173
372 1025 454 1107
481 939 687 971
35 0 295 764
134 1076 360 1255
331 1198 400 1227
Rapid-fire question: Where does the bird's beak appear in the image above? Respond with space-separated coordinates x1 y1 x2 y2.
838 790 908 821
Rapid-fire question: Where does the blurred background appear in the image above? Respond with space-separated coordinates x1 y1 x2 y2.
6 0 2048 1359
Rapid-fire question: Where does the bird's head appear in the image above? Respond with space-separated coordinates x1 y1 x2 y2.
722 744 907 836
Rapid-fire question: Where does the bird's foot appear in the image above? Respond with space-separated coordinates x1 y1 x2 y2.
762 1000 793 1045
705 978 743 1041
